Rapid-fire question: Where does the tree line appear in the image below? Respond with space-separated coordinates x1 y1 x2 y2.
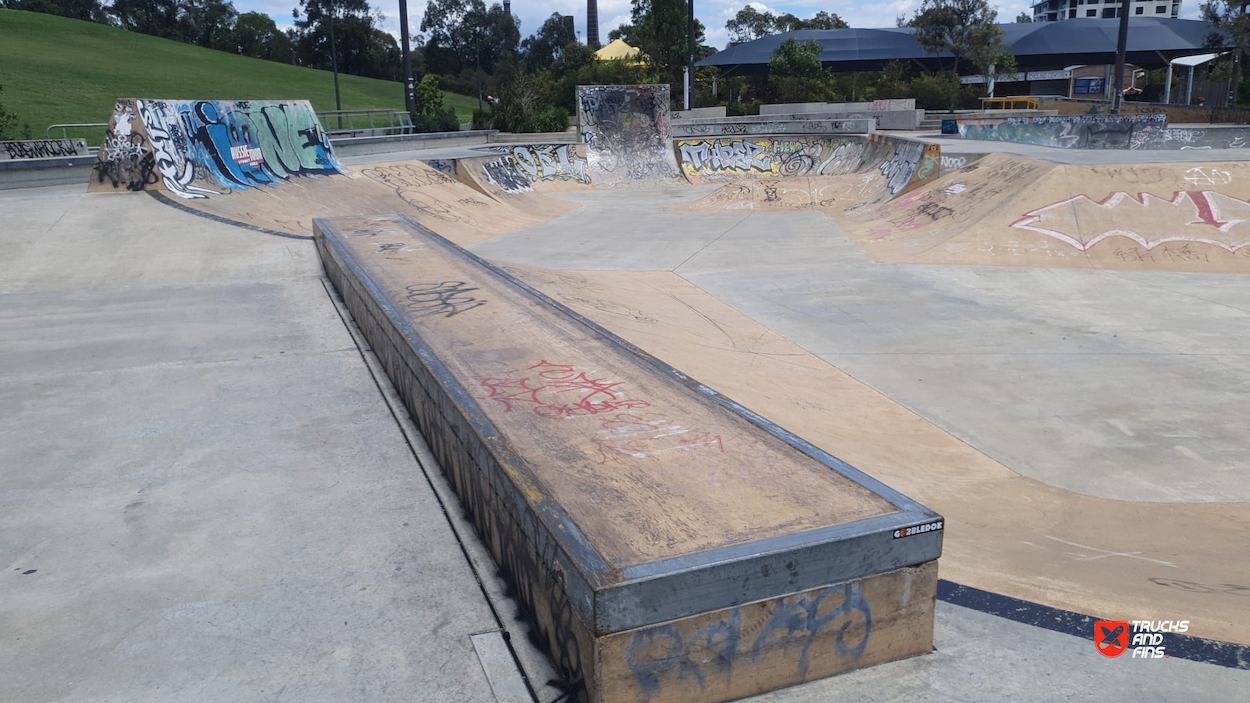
0 0 403 81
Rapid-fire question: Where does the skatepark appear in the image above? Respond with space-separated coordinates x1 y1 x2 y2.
3 89 1250 701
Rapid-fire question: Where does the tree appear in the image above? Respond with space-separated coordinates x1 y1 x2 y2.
775 10 847 32
910 0 1004 112
1015 12 1033 22
551 40 594 78
768 37 825 103
292 0 402 80
111 0 182 38
622 0 706 96
725 6 847 45
1200 1 1248 105
228 11 294 62
522 12 576 71
422 0 518 75
3 0 109 22
725 4 775 44
179 0 238 50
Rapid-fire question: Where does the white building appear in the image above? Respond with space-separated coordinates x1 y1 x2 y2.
1031 0 1180 22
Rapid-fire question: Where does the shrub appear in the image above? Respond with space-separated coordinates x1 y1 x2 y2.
412 107 460 134
528 106 569 133
471 108 494 130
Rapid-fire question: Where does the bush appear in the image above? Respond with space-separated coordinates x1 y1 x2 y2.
0 85 31 140
726 100 761 117
529 106 569 133
471 108 494 130
412 107 460 134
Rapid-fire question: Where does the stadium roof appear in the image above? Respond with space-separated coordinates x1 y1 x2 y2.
696 19 1230 76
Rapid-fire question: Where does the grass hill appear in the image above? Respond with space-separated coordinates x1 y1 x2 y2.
0 9 478 144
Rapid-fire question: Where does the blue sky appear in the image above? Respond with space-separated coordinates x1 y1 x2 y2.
240 0 1199 52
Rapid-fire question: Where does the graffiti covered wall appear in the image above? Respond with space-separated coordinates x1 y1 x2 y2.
476 143 590 193
955 113 1250 150
89 98 343 197
957 114 1166 150
1 138 89 160
678 137 870 181
577 85 682 187
678 135 938 197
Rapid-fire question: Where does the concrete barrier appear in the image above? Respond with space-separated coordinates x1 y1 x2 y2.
0 154 95 190
762 99 916 114
672 118 875 137
315 213 943 702
330 129 499 157
954 113 1250 149
672 106 728 120
1 138 90 160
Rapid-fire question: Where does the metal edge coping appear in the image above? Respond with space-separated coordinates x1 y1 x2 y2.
618 510 942 583
596 512 943 633
312 218 614 602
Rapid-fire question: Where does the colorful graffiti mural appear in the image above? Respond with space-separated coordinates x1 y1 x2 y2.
677 138 868 181
478 144 589 194
90 98 343 198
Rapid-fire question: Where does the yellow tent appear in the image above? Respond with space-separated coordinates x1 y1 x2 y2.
594 39 643 63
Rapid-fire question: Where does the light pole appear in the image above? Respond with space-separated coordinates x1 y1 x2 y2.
399 0 416 121
1111 0 1130 114
328 1 343 129
687 0 695 110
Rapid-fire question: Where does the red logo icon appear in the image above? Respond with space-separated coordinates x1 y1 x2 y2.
1095 621 1129 658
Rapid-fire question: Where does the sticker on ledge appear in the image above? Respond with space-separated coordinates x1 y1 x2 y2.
894 520 943 539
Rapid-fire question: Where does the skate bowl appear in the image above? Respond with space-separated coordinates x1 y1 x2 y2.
73 87 1250 699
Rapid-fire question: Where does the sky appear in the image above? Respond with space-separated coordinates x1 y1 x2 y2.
245 0 1201 52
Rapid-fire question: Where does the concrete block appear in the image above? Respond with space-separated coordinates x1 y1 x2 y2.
314 213 944 703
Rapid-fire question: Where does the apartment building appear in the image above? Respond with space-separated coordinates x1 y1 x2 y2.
1031 0 1180 21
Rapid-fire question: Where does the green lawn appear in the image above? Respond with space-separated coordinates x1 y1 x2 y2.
0 9 475 144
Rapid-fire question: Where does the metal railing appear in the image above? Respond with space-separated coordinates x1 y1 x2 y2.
45 121 108 147
315 109 414 138
46 123 108 141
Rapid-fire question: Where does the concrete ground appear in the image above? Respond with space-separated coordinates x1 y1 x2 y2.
472 189 1250 504
3 177 1248 702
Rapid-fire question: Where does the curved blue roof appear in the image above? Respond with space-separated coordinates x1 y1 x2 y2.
697 19 1228 76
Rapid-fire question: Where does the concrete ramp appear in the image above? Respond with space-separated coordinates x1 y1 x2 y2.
315 213 943 702
90 99 343 196
577 85 683 188
439 143 592 220
676 135 941 214
839 155 1250 272
85 99 573 243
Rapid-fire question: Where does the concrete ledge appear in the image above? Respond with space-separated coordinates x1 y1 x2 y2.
673 118 875 137
491 130 580 144
687 111 921 130
330 130 500 157
0 155 95 190
314 213 942 702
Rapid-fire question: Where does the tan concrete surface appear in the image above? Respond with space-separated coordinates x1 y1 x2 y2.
502 264 1250 645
